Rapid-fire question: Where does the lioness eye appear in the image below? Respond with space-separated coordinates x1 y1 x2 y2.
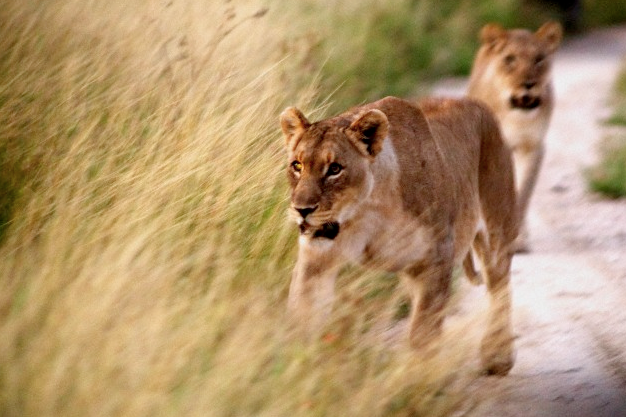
504 54 516 66
291 160 302 172
535 53 545 65
327 162 343 176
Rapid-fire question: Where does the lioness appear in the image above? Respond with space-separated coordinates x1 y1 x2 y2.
280 96 518 375
468 21 562 252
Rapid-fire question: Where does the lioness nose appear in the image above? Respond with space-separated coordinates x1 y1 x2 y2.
296 205 318 219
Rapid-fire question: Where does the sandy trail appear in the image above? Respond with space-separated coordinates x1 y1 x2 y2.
435 26 626 416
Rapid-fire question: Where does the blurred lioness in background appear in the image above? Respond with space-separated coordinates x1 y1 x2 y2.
468 21 562 252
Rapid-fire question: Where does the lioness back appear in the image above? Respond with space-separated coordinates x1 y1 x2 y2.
418 98 518 254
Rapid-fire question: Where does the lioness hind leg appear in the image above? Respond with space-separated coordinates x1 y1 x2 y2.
482 263 515 376
401 259 453 351
474 235 515 375
475 108 517 375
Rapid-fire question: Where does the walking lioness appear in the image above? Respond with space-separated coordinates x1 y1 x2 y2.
280 96 518 375
468 21 562 252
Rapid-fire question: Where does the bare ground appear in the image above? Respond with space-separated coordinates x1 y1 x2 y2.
435 26 626 417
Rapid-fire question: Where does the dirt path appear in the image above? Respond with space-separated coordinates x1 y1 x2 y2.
435 26 626 416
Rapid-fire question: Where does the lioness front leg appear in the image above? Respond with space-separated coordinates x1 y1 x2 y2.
512 144 545 253
288 248 340 333
401 260 453 350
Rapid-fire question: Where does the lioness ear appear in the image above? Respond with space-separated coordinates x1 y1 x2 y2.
480 23 507 46
535 21 562 54
347 109 388 159
280 107 310 150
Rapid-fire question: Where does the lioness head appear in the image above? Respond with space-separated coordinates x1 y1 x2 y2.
478 21 562 110
279 107 389 239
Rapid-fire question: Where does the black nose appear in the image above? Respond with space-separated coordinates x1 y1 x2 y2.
296 206 317 219
523 81 536 89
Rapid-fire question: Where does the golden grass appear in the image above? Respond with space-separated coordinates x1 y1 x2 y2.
0 1 487 416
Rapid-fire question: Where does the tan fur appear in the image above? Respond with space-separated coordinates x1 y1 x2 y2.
468 21 562 252
280 96 519 375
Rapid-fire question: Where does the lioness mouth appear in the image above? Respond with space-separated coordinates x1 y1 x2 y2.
510 95 541 110
299 221 340 240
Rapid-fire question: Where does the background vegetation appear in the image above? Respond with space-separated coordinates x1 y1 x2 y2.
1 0 624 416
584 0 626 27
292 0 555 112
587 59 626 198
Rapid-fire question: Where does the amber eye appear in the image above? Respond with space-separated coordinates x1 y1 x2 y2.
504 54 516 66
291 160 302 173
327 162 343 176
535 53 546 65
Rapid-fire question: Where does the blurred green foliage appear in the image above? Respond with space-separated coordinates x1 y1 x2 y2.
587 140 626 198
585 0 626 27
289 0 554 111
286 0 626 113
588 60 626 198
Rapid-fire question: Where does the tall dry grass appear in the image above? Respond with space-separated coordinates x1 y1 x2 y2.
0 1 488 416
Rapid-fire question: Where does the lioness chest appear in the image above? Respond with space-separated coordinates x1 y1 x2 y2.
500 106 551 151
330 200 435 272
